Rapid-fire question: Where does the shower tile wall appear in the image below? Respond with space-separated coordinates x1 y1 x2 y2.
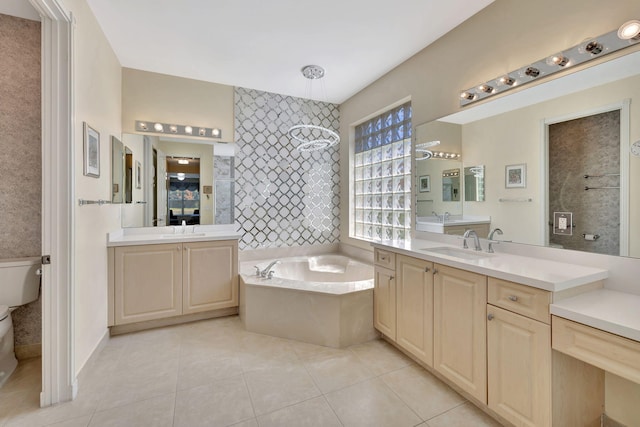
0 14 42 356
548 110 620 256
234 87 340 249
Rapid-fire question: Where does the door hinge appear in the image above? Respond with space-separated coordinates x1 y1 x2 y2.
42 255 51 265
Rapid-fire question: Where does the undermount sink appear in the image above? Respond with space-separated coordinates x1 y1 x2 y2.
161 233 207 238
419 246 492 260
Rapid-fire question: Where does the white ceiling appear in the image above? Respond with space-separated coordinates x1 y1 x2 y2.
0 0 40 21
85 0 494 104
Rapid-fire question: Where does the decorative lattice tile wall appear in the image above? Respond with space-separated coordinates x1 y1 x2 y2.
234 87 340 249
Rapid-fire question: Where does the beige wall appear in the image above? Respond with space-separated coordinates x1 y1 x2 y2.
121 68 234 139
67 0 122 375
0 13 42 355
339 0 640 251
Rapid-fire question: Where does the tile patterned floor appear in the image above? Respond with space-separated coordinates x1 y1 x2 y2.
0 316 502 426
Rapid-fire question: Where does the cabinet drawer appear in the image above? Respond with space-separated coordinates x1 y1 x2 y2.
488 277 550 324
552 316 640 384
374 248 396 269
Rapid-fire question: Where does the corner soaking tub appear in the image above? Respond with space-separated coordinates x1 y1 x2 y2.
240 254 376 348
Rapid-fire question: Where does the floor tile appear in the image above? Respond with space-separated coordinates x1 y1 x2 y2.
244 363 320 415
348 339 413 375
174 375 255 427
96 357 178 411
325 377 422 427
177 352 243 391
303 352 375 393
256 396 341 427
425 402 502 427
47 415 92 427
381 365 465 420
89 393 175 427
4 391 101 427
0 357 41 395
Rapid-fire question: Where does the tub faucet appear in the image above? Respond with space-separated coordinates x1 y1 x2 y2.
462 229 482 251
487 228 503 253
253 260 280 279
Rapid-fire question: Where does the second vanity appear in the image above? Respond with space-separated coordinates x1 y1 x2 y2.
106 225 242 333
372 238 639 427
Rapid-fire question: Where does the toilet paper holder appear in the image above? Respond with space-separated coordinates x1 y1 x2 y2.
582 233 600 241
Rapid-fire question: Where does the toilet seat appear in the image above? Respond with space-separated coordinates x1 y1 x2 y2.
0 305 8 322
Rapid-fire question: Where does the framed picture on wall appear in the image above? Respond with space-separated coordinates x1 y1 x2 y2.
505 163 526 188
419 175 431 192
83 122 100 178
135 160 142 189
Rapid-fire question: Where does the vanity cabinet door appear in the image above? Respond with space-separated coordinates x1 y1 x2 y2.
433 264 487 403
114 243 183 325
487 305 551 427
396 255 434 366
182 240 238 314
374 266 396 340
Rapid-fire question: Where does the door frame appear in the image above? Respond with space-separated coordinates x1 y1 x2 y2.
541 99 630 255
28 0 76 406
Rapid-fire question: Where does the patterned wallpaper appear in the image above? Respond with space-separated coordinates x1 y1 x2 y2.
548 110 620 256
0 14 42 352
234 87 340 250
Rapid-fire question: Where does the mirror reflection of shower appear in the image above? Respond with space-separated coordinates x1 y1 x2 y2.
167 156 201 225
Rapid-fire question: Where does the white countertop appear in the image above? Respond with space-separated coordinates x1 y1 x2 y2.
551 289 640 342
415 215 491 233
373 238 608 292
107 225 242 247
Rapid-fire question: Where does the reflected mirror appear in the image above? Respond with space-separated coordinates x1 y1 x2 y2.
119 133 235 228
111 136 124 204
124 146 133 204
464 165 485 202
414 50 640 258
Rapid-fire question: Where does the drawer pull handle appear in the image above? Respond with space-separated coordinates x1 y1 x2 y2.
487 313 494 321
508 295 518 302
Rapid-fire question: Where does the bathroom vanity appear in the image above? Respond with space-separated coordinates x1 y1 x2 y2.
371 239 637 427
106 226 241 332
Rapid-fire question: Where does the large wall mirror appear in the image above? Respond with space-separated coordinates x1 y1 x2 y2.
414 50 640 258
113 133 236 228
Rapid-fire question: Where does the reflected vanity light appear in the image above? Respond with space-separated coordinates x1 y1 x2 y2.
460 18 640 106
177 159 189 165
135 120 222 140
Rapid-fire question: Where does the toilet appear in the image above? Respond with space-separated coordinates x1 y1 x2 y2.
0 257 41 388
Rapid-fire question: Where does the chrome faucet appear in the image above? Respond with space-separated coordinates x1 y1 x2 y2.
487 228 504 253
253 260 280 279
462 229 482 251
443 212 450 223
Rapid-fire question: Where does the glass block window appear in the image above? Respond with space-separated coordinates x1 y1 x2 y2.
353 102 412 242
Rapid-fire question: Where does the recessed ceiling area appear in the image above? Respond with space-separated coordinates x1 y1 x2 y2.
0 0 40 21
86 0 494 103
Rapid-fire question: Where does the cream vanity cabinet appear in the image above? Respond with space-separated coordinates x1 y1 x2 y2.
433 264 487 403
396 254 434 366
486 277 552 427
109 239 238 326
373 249 397 340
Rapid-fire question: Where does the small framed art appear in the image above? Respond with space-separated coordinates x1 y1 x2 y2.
505 164 526 188
83 122 100 177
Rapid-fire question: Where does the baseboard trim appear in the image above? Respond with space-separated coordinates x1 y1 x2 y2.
109 307 239 335
603 413 627 427
15 343 42 360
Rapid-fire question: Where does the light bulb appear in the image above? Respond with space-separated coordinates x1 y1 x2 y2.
198 128 206 136
178 159 189 165
618 20 640 40
212 128 221 137
498 75 515 86
154 123 164 132
547 54 569 67
138 122 148 130
580 40 603 55
519 66 540 79
169 125 178 133
477 84 494 93
460 91 475 101
184 126 193 135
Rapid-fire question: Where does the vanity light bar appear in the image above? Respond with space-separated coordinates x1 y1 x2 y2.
135 120 222 140
459 19 640 106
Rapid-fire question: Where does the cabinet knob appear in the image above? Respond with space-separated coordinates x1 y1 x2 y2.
433 268 438 275
380 255 388 261
177 246 181 251
487 313 494 321
508 295 518 302
389 276 395 281
425 266 430 272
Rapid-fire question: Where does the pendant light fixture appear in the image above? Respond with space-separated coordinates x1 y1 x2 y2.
287 65 340 152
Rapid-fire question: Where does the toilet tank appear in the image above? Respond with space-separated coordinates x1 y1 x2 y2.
0 257 41 307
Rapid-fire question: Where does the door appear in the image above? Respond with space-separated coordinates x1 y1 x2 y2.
374 266 396 340
156 149 168 227
433 264 487 403
114 244 182 324
396 255 433 366
487 305 551 427
182 240 238 314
